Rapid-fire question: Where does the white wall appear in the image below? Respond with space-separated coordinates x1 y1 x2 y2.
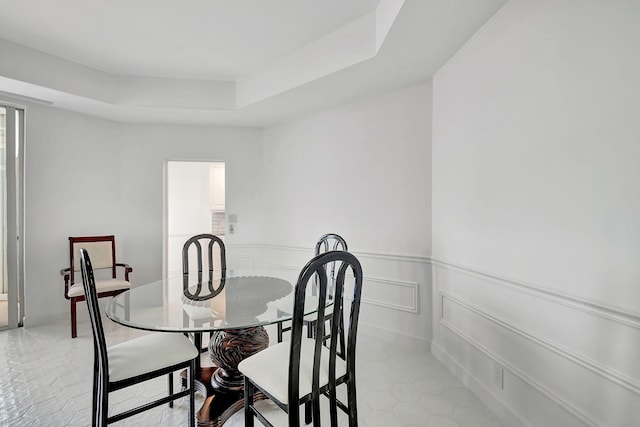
18 82 431 342
22 102 263 327
261 82 432 343
432 1 640 426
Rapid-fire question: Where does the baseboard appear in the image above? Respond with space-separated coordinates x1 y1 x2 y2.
431 340 530 427
358 321 430 351
23 311 67 329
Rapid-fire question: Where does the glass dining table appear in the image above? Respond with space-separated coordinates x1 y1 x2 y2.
105 268 316 427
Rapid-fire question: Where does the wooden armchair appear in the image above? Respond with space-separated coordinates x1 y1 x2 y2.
61 235 132 338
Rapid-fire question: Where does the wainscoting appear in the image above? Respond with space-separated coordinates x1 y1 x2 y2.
431 259 640 427
184 245 639 426
226 244 432 346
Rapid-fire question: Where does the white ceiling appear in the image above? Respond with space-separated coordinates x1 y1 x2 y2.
0 0 508 127
0 0 382 80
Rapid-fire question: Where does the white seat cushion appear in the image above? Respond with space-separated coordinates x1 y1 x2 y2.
108 333 199 383
68 279 131 298
238 338 347 405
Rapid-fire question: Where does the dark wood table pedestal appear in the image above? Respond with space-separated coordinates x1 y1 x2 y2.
191 325 270 426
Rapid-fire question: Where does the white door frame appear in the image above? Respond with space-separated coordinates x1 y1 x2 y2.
163 159 225 280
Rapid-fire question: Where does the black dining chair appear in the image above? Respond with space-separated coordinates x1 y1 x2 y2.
277 233 348 353
182 233 226 371
239 250 363 427
79 248 198 427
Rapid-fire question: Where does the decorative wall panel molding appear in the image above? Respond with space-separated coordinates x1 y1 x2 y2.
362 276 418 313
432 258 640 329
432 327 601 427
441 292 640 395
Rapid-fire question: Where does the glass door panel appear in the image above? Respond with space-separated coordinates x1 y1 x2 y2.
0 104 24 330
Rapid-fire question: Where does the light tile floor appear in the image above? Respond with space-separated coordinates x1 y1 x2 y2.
0 318 506 427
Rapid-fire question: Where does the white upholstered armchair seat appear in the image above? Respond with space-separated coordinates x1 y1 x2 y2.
108 333 199 383
67 278 131 298
238 338 347 405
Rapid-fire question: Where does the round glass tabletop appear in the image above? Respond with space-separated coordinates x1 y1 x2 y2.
105 269 324 332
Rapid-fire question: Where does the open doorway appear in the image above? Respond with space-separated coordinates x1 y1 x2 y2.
164 160 225 279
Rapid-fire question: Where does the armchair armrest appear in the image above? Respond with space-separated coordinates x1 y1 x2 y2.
60 267 71 299
115 263 133 281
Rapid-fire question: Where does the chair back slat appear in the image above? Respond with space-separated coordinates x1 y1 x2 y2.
311 271 328 412
313 233 348 295
79 249 109 359
341 261 362 381
79 248 110 424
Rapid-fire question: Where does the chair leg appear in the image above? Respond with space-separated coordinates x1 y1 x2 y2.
305 400 312 424
289 399 300 427
71 298 78 338
194 333 202 374
347 380 358 427
91 365 99 427
329 384 338 427
189 360 195 427
202 331 210 352
244 376 254 427
312 396 321 427
94 371 108 427
168 372 174 408
276 309 288 343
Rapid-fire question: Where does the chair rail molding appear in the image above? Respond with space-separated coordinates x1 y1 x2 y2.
234 243 430 263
